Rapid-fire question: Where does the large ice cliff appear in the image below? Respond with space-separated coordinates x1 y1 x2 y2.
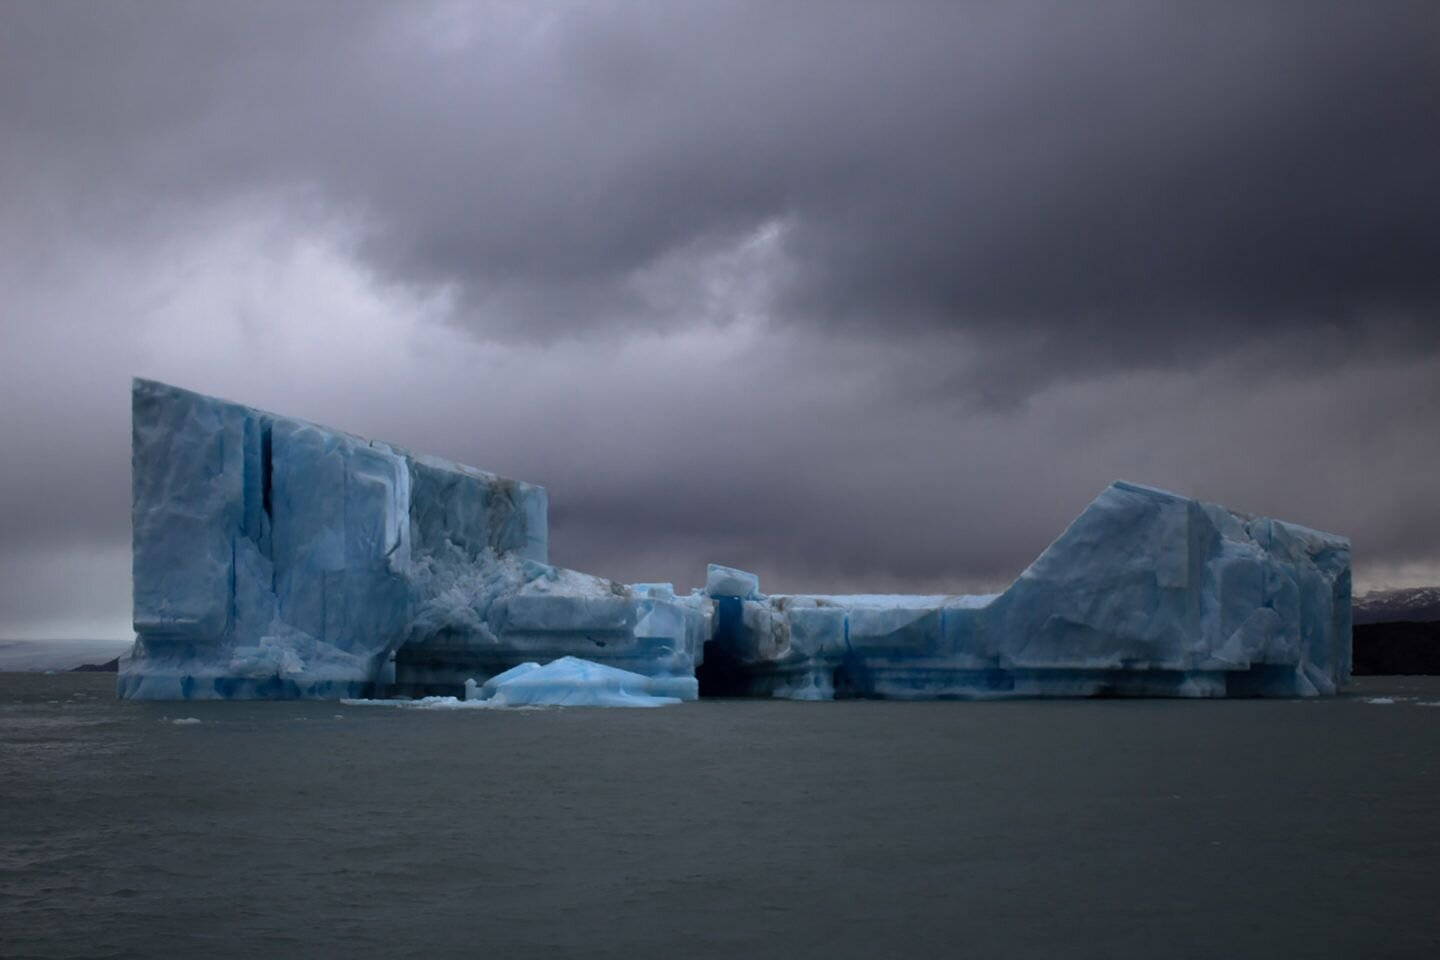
121 379 705 700
121 380 1349 700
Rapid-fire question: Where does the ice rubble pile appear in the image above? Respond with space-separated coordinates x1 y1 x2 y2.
700 482 1351 699
121 380 1350 702
120 380 706 700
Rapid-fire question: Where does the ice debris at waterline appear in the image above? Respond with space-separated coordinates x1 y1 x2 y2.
121 379 1351 701
469 657 696 705
342 657 692 709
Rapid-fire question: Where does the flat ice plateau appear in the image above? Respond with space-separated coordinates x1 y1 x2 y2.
121 379 1351 701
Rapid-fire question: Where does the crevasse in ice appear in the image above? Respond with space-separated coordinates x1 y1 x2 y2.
122 379 1350 701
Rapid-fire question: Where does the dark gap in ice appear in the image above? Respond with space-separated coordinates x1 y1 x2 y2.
831 658 871 700
260 422 273 521
695 640 756 697
696 597 750 697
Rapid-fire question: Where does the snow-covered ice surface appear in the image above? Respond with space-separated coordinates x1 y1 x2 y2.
121 381 1350 702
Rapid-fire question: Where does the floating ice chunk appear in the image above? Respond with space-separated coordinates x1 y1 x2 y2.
706 564 761 599
345 695 515 710
1362 697 1396 705
342 696 488 709
348 657 691 708
479 656 693 707
170 717 202 725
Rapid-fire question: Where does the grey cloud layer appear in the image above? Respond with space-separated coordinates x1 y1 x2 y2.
1 1 1437 635
6 2 1438 357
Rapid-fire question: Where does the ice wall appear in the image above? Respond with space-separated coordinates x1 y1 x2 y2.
124 380 1348 702
121 380 705 699
699 482 1351 699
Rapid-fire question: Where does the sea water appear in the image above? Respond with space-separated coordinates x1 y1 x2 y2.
2 672 1438 959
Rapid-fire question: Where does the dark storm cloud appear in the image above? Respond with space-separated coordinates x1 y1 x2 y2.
5 2 1438 366
1 1 1439 635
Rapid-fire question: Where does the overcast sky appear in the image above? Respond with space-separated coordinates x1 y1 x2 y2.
2 1 1438 639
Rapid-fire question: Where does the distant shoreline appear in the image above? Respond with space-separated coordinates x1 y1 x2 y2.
71 657 120 673
1353 621 1440 675
0 639 131 673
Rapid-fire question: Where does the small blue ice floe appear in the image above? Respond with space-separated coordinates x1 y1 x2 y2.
465 656 696 707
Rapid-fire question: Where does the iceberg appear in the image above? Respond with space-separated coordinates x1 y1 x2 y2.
121 379 705 700
698 482 1351 699
122 380 1350 701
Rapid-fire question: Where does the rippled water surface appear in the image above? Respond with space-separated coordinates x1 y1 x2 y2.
3 673 1439 959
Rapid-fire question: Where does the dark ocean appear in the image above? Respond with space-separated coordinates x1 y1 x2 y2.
3 672 1438 959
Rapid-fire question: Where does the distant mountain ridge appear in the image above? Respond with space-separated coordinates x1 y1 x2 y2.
72 657 120 673
1352 587 1440 625
0 639 131 672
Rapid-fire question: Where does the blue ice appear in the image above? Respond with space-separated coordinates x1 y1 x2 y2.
338 657 690 709
122 380 1351 702
699 482 1351 699
121 380 705 700
465 657 694 707
705 564 762 600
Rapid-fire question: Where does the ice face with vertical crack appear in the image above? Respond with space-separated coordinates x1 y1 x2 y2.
124 381 1349 702
121 380 705 700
